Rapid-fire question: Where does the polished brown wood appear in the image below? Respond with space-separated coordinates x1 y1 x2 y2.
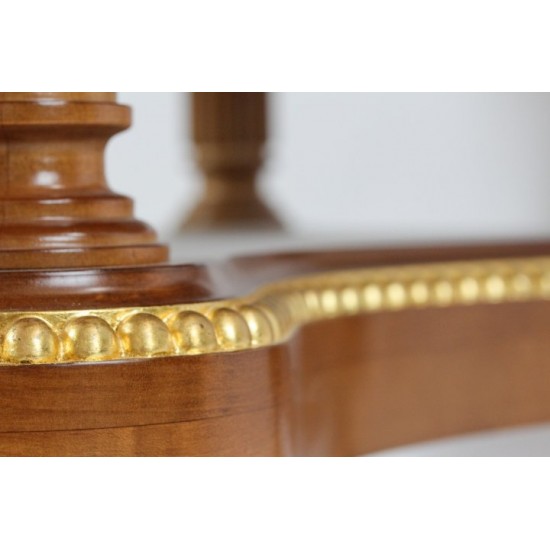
1 287 550 456
0 239 549 310
182 92 282 231
2 92 550 456
293 302 550 456
0 92 168 268
0 241 548 455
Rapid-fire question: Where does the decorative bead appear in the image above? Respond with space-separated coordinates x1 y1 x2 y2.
303 290 322 318
117 313 173 357
433 280 454 305
286 292 309 322
240 306 274 346
0 257 548 365
385 282 407 309
253 303 283 341
410 280 430 305
63 316 119 361
3 317 59 363
363 284 383 310
211 308 251 350
170 311 217 354
484 275 506 302
510 273 532 298
458 277 480 303
320 289 340 316
340 287 361 314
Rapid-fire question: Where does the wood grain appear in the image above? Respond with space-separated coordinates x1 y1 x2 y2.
1 92 550 455
1 280 550 455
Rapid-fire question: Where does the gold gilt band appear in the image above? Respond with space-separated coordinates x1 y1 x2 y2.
2 255 550 365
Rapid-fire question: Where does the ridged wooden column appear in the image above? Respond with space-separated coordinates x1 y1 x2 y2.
183 92 282 231
0 92 168 268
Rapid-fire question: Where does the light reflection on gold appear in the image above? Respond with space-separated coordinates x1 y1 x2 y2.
3 317 59 363
212 308 251 350
169 311 217 354
63 316 118 361
117 313 174 357
1 255 550 365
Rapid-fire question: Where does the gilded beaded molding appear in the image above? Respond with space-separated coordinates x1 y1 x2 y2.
2 255 550 365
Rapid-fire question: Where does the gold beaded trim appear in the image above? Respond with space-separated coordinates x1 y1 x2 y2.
2 255 550 365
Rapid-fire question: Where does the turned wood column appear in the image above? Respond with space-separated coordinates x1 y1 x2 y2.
183 92 282 231
0 92 168 268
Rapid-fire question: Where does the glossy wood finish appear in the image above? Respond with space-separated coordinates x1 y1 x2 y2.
2 92 550 456
0 92 167 268
0 241 549 455
0 294 550 455
183 92 282 231
1 239 550 311
294 302 550 456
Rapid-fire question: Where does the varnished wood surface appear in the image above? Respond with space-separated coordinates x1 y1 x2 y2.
2 92 550 456
2 243 550 455
294 302 550 456
1 239 550 310
0 92 167 268
0 299 550 455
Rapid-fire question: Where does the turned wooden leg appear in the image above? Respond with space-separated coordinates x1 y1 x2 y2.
0 92 168 268
182 92 282 232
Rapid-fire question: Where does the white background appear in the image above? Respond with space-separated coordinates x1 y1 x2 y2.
109 93 550 242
